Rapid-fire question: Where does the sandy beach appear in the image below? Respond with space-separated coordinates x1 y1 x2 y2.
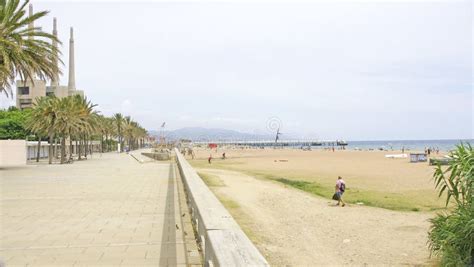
190 148 445 211
188 147 442 265
198 168 434 266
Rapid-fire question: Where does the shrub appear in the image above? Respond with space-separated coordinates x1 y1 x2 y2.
428 143 473 266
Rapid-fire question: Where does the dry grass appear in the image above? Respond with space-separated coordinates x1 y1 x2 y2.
197 172 263 245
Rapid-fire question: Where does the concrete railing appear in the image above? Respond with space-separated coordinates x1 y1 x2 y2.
174 148 269 267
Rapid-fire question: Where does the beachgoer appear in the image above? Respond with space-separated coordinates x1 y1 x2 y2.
208 155 212 164
335 176 346 207
222 152 226 159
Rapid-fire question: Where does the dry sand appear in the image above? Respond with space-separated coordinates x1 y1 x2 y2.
191 148 445 210
198 168 434 266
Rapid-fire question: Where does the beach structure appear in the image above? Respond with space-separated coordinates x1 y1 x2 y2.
410 153 427 163
193 139 348 148
16 5 84 109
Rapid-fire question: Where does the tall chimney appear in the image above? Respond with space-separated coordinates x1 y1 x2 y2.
51 18 59 87
68 27 76 91
28 4 33 39
28 4 34 81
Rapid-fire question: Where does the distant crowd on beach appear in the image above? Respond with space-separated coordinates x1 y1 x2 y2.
424 147 440 156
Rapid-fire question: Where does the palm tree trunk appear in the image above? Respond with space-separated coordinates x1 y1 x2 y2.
54 138 59 159
119 132 122 152
60 135 66 164
84 135 88 158
48 133 54 164
69 138 73 159
77 140 82 160
36 136 41 162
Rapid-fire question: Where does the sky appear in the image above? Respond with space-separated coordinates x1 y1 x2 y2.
1 0 472 140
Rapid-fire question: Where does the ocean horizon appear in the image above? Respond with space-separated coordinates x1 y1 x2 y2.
340 139 473 151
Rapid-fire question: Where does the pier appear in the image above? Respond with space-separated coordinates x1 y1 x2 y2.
193 140 348 147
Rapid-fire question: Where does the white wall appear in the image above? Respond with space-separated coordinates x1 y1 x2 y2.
0 140 27 167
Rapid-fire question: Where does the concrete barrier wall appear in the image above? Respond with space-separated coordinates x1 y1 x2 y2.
25 141 103 160
174 148 269 267
0 140 27 167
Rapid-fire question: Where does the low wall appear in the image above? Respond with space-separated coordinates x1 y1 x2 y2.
0 140 27 167
174 148 268 267
141 152 170 161
25 141 103 160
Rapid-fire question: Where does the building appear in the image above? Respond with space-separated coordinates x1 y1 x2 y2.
16 5 84 110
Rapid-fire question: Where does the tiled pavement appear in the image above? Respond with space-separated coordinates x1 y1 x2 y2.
0 151 200 266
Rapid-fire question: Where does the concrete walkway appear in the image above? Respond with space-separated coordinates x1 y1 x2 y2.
0 151 199 266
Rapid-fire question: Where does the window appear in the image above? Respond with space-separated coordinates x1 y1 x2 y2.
19 99 32 104
46 92 55 97
18 87 29 95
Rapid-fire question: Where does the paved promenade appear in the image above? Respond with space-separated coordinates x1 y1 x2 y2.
0 151 199 266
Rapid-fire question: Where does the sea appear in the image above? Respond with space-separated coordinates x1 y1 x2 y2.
340 139 473 152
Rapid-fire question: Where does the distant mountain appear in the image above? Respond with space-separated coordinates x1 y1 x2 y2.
149 127 280 141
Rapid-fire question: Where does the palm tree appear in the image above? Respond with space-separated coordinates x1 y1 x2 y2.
26 95 99 164
113 113 124 152
104 117 115 152
0 0 62 96
96 115 115 153
121 116 147 151
68 95 97 160
53 96 77 163
25 96 58 164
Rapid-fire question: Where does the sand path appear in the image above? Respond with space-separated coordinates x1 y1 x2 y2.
199 168 434 266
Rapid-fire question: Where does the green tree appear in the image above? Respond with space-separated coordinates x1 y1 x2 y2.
0 107 31 139
26 95 99 164
428 143 473 266
0 0 62 96
25 96 58 164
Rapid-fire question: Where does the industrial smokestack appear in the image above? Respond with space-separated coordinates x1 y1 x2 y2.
68 27 76 91
28 4 33 38
51 18 59 87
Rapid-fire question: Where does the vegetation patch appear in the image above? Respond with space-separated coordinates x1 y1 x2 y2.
270 176 435 211
428 143 473 266
190 159 445 211
210 195 262 245
197 172 225 187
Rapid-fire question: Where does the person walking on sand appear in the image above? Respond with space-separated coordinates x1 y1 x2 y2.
208 154 212 164
335 176 346 207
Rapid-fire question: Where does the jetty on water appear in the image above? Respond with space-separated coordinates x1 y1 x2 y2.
193 140 348 147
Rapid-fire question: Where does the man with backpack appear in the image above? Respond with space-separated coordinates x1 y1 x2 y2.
335 176 346 207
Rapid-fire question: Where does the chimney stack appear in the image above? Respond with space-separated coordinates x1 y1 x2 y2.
68 27 76 91
28 4 33 38
51 18 59 87
27 4 34 81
